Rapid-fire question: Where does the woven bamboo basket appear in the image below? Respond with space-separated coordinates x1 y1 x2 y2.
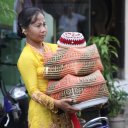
44 58 103 79
46 70 109 104
44 44 103 80
44 44 100 65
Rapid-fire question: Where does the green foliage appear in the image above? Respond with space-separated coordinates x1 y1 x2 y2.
109 82 128 117
87 34 128 117
87 34 120 84
0 0 15 26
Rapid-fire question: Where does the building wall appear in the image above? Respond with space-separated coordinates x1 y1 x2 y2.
125 0 128 80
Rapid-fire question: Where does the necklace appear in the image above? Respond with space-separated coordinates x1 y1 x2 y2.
37 47 44 55
27 43 45 56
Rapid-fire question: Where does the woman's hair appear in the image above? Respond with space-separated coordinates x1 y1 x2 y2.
17 7 44 38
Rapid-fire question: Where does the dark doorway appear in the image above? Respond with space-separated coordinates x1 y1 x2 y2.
91 0 125 75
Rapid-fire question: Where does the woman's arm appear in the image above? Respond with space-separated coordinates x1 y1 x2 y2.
17 53 57 113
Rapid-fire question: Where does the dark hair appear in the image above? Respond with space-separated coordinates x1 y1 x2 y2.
17 7 44 38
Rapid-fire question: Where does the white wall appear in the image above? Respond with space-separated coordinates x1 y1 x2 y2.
44 11 54 43
125 0 128 79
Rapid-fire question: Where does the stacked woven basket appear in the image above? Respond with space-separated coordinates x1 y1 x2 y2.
44 32 109 109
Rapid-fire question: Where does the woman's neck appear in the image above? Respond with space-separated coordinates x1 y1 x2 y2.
26 39 43 49
26 39 44 55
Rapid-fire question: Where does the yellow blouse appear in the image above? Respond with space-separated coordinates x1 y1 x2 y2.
17 42 72 128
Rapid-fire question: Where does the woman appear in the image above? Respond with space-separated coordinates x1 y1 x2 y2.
17 7 79 128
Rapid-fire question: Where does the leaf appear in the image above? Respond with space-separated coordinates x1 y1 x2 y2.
111 36 120 47
100 45 108 55
109 45 117 52
0 1 15 18
110 51 118 58
99 37 105 45
104 35 111 45
112 65 119 72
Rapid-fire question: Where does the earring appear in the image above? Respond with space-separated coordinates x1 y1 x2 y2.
22 29 25 34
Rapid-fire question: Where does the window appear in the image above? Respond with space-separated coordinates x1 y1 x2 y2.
35 0 91 42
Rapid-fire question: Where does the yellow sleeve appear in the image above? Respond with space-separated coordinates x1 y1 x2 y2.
17 51 57 113
44 42 58 53
17 55 38 96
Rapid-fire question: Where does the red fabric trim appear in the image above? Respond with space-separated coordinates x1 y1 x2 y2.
59 37 85 45
69 113 81 128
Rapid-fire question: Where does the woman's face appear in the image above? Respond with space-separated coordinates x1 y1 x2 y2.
25 12 47 44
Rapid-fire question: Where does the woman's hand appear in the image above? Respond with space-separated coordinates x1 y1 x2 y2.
54 98 80 113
